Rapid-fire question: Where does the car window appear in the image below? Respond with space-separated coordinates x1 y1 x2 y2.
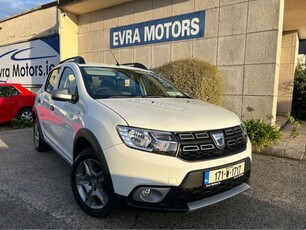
0 86 20 98
58 67 77 95
45 68 60 94
80 67 186 99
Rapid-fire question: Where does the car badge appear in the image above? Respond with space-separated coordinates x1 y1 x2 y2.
211 132 225 149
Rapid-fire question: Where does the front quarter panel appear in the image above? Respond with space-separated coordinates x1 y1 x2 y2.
73 98 127 159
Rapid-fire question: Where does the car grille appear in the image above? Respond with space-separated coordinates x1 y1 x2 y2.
176 171 250 204
175 125 246 161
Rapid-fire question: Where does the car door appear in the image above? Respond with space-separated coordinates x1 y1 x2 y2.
0 86 19 123
49 67 81 162
36 68 61 145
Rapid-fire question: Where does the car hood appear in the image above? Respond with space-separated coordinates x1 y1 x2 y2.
97 98 241 131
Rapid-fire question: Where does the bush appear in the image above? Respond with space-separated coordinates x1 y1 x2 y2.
292 64 306 119
243 107 282 153
155 58 223 105
244 118 282 153
10 118 33 129
287 114 300 138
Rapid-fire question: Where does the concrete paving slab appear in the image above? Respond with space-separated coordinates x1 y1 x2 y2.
259 120 306 160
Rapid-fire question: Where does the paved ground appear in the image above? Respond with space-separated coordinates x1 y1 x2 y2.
0 128 305 229
264 120 306 161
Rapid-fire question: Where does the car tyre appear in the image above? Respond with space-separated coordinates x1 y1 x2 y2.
33 118 49 152
71 148 115 218
18 108 33 122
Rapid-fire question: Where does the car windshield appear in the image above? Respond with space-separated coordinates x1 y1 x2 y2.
80 66 187 99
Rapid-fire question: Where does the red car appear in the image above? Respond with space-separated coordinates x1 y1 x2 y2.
0 83 35 124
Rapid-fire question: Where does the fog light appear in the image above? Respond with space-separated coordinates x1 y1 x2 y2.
140 188 151 199
132 187 170 203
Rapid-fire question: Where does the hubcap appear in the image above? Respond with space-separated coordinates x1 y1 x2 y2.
21 111 33 122
75 159 108 209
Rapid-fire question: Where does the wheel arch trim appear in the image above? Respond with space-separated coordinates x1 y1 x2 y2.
73 128 115 195
73 128 103 161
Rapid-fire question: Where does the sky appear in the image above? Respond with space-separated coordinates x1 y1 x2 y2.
0 0 54 20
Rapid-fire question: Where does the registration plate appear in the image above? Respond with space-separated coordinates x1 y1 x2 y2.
204 162 245 186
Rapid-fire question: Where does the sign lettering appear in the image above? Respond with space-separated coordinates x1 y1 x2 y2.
110 11 205 48
0 36 60 84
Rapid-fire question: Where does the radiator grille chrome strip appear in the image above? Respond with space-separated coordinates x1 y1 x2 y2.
179 133 195 140
183 145 200 152
200 144 215 151
195 133 209 139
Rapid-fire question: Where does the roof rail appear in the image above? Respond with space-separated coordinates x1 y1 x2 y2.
60 56 86 64
122 62 148 70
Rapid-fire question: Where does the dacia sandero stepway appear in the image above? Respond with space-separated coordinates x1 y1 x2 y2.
33 56 251 218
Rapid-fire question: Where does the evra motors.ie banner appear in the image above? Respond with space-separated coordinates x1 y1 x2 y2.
0 36 60 84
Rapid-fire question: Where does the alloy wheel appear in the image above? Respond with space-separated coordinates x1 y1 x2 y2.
75 159 109 209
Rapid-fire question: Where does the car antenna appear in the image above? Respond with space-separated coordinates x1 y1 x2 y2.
109 50 120 66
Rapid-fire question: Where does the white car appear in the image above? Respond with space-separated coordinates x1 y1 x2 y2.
33 56 252 218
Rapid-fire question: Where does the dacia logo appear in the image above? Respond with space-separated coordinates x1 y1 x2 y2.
211 132 225 149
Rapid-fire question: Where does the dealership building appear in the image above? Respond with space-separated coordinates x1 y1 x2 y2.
0 0 306 122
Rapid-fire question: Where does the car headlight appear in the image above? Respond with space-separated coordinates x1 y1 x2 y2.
240 122 247 135
116 126 178 156
240 122 248 141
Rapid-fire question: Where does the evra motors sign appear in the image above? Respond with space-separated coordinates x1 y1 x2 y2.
110 11 205 48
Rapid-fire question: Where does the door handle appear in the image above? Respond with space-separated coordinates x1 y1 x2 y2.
50 105 54 111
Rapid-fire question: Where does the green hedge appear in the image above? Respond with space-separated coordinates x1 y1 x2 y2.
155 58 223 105
292 64 306 119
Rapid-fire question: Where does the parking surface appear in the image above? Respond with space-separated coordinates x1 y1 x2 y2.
0 128 305 229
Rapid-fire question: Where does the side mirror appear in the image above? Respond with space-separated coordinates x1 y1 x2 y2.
52 88 73 102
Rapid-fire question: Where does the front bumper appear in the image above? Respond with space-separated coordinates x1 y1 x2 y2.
103 139 252 212
115 158 251 212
